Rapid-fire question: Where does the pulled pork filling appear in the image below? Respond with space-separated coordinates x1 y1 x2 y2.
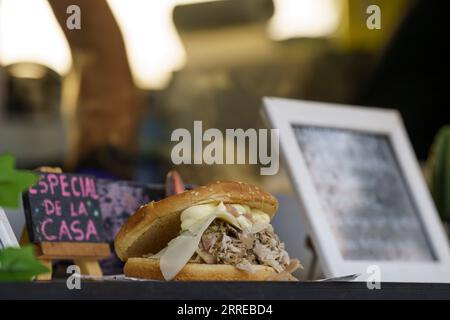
191 219 291 273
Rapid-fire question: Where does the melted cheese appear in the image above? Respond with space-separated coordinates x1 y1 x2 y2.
180 202 270 231
154 202 271 280
180 202 238 231
159 215 215 280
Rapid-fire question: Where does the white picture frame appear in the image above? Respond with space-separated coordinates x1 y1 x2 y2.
263 97 450 283
0 207 19 249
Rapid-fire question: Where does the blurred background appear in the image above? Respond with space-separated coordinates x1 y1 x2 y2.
1 0 449 279
1 0 448 191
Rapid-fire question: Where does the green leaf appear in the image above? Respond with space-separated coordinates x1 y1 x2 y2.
428 126 450 223
0 154 39 208
0 246 49 281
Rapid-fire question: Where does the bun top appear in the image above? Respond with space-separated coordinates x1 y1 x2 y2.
114 181 278 261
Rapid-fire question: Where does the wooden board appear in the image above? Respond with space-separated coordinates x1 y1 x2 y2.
36 242 111 260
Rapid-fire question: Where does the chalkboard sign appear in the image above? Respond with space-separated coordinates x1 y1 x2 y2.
263 97 450 282
23 173 106 244
293 126 435 262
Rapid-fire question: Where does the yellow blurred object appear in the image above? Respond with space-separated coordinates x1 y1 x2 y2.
268 0 342 40
0 0 72 75
335 0 411 52
107 0 221 90
8 64 47 79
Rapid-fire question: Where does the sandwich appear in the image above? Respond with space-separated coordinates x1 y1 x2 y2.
114 181 301 281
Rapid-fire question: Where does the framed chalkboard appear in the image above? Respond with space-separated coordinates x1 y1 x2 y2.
263 97 450 283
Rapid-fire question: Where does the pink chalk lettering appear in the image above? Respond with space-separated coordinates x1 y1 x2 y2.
43 199 54 215
60 175 71 197
70 201 88 217
79 177 86 197
28 184 38 195
59 220 73 241
40 218 56 241
43 199 62 216
78 201 88 216
47 174 59 195
85 178 98 200
85 219 99 241
38 175 49 194
70 202 77 217
54 200 62 216
70 220 84 241
71 176 81 197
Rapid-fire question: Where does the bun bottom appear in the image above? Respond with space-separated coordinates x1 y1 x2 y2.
124 257 278 281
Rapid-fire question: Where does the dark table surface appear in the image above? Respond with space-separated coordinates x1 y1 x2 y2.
1 281 449 300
